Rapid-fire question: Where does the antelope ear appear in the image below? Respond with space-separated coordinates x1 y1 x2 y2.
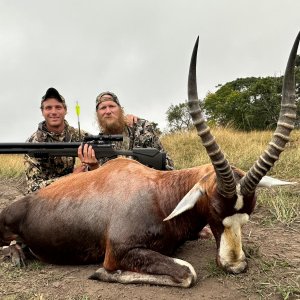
164 183 205 221
258 176 297 188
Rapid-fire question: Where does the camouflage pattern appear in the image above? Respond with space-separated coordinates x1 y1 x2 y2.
41 87 66 108
25 119 173 193
96 91 120 108
98 119 174 170
24 121 86 193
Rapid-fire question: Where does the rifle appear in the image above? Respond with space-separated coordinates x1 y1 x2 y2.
0 134 167 170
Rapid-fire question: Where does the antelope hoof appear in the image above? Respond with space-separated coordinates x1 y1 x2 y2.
1 242 27 267
198 226 213 240
220 259 248 274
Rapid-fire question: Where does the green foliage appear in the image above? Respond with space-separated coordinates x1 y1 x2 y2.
200 55 300 131
165 55 300 132
151 122 162 135
203 76 293 131
166 101 193 132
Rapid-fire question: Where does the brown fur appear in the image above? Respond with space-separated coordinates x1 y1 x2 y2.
0 158 255 286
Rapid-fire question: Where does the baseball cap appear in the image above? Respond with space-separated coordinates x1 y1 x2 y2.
41 87 66 107
95 91 120 109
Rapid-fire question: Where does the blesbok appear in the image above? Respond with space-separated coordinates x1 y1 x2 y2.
0 32 299 288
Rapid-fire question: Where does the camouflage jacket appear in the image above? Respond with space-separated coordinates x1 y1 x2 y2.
24 121 86 193
98 119 174 170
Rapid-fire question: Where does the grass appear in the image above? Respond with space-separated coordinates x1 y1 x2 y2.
161 128 300 226
257 188 299 226
233 243 299 299
205 242 299 299
161 128 300 179
254 258 299 300
0 155 25 178
161 128 300 298
204 259 227 278
1 128 299 179
0 128 299 299
1 128 299 226
1 293 46 300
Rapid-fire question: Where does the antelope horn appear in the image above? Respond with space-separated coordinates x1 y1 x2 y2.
240 31 300 195
188 37 236 198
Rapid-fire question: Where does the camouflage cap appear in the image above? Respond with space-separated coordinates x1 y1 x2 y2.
95 91 120 109
41 87 66 107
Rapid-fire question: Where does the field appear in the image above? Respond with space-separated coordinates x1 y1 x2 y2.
0 128 299 300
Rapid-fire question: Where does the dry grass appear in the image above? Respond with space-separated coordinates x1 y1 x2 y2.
161 128 300 179
0 155 25 178
1 128 299 179
0 128 299 226
161 128 300 226
0 128 299 299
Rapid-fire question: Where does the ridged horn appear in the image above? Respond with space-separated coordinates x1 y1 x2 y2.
240 31 300 195
188 37 236 198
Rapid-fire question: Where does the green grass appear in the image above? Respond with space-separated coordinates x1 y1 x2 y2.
204 259 227 278
255 258 299 300
257 188 299 226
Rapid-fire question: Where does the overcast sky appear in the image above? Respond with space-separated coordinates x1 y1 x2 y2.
0 0 299 142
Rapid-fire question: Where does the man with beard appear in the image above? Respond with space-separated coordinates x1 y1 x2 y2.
25 88 138 193
24 87 87 193
75 91 174 172
75 92 213 239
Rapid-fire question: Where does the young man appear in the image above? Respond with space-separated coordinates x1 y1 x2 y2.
76 92 212 239
24 88 138 193
75 91 174 172
24 88 86 193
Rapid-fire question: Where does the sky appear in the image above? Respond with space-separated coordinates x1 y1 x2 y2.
0 0 299 142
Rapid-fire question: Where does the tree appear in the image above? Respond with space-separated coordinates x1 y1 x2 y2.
165 55 300 132
151 122 162 135
166 102 193 132
203 55 300 130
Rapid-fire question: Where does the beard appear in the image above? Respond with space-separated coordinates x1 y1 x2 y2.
97 110 127 134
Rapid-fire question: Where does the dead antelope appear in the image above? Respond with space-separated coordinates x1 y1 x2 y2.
0 32 299 288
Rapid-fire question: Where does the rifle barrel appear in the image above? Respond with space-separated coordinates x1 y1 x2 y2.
0 143 167 170
0 143 83 150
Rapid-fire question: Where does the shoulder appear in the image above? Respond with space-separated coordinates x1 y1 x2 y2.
135 119 155 130
65 124 89 141
66 124 79 133
26 133 36 143
64 121 78 132
26 123 47 142
130 119 160 141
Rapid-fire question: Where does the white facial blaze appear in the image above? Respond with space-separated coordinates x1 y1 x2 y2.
219 213 249 272
234 183 244 210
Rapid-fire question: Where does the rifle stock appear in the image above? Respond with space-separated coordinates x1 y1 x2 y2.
0 142 167 170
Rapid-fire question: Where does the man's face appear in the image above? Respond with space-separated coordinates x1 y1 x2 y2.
97 96 126 133
97 98 121 125
41 98 67 129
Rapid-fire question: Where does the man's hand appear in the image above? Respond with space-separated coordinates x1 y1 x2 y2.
73 144 99 173
125 114 138 127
